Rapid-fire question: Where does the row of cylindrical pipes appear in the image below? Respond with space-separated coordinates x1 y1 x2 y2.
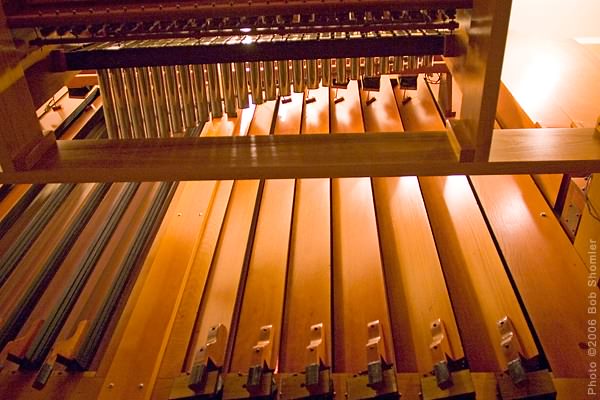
97 55 434 138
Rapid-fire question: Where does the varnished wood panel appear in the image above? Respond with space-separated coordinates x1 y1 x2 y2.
280 86 332 372
470 174 598 377
96 180 218 400
154 109 255 386
364 77 464 372
330 81 395 372
229 93 302 372
398 82 539 371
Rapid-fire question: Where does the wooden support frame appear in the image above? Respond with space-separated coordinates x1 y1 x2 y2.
0 127 598 183
0 6 56 173
445 0 513 161
1 0 598 182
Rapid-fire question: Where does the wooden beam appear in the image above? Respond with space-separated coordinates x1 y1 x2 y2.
0 6 55 172
1 126 599 183
446 0 512 161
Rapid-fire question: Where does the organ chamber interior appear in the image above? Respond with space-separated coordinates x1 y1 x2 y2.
0 0 599 399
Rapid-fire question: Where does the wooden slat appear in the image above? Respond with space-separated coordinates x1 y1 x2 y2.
279 86 332 372
364 78 464 372
185 101 276 374
95 177 219 399
496 81 563 207
470 174 598 377
229 93 302 372
152 108 255 395
397 82 539 371
330 81 395 372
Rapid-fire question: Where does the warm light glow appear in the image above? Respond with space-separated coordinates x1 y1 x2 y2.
504 42 562 118
575 37 600 44
442 175 468 203
242 36 253 44
240 28 252 33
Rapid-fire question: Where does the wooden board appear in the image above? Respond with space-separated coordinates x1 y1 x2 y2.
185 101 277 374
279 86 332 372
330 81 395 372
496 81 563 208
397 81 539 371
470 174 598 377
364 77 464 372
229 93 302 372
153 107 256 393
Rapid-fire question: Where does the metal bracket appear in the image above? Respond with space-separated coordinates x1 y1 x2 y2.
188 324 228 395
305 323 327 387
421 319 476 400
246 325 274 389
280 323 332 400
497 316 527 386
429 319 454 390
33 319 89 389
347 320 398 400
222 325 276 399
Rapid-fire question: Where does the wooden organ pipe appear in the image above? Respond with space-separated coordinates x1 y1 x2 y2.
228 94 301 376
329 81 395 373
397 82 540 375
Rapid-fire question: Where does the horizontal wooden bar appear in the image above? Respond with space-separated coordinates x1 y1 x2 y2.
0 128 599 183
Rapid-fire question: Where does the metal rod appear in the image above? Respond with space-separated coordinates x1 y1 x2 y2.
220 63 237 116
178 65 197 129
234 62 249 109
380 56 390 74
350 58 360 80
150 66 170 137
292 59 305 93
135 67 158 138
277 60 291 97
96 69 118 139
263 61 277 101
192 64 210 123
207 64 223 117
393 56 402 73
249 62 264 105
123 68 145 139
164 66 184 134
306 59 319 89
108 68 131 138
335 58 347 85
321 59 331 87
365 57 375 77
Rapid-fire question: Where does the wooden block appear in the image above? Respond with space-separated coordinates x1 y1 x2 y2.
346 369 399 400
421 369 476 400
496 370 556 400
279 370 333 400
